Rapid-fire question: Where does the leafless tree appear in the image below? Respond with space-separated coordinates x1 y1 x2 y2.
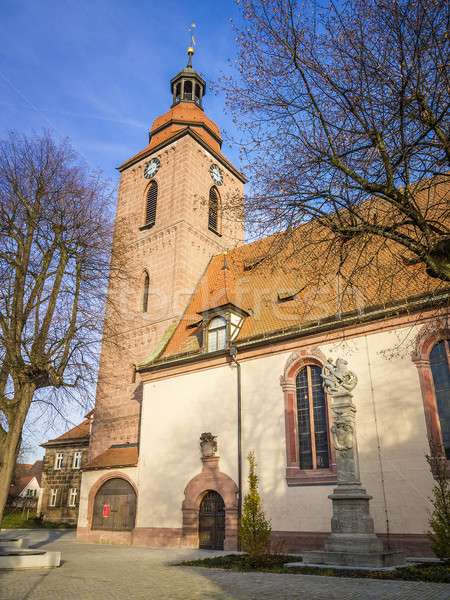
0 131 115 524
223 0 450 283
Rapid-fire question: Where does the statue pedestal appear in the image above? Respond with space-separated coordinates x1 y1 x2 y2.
303 368 405 568
303 485 405 567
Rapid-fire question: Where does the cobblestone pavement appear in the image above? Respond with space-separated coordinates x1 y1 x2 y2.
0 530 449 600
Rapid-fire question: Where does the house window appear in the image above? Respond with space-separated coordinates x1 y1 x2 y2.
412 326 450 462
296 366 330 469
73 451 82 469
50 489 57 507
142 272 150 313
54 453 63 470
429 340 450 459
68 488 78 507
26 489 36 497
280 349 336 485
144 181 158 228
208 187 220 234
208 317 227 352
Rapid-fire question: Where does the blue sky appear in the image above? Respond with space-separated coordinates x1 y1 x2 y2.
0 0 243 181
0 0 244 461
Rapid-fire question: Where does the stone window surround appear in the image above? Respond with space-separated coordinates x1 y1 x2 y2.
141 270 150 314
68 488 78 507
208 185 222 236
73 451 82 469
280 347 337 485
50 489 57 507
412 321 450 467
140 179 158 231
54 453 63 470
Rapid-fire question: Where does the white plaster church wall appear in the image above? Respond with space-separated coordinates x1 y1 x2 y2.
137 365 239 528
137 324 434 537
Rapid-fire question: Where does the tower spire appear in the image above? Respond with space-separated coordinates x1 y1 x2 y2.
170 40 206 109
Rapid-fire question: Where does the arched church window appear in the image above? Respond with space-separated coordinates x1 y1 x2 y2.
429 340 450 459
280 351 336 484
142 272 150 313
296 365 330 469
208 187 220 234
145 181 158 228
208 317 227 352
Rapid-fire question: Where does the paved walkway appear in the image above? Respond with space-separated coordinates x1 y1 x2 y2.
0 530 449 600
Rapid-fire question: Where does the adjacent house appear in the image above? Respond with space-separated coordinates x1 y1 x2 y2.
39 413 92 524
8 461 43 508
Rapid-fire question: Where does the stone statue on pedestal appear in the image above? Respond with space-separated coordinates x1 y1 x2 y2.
302 357 405 568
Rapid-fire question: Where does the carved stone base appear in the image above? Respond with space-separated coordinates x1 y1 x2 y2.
324 533 384 553
302 549 406 568
302 484 406 567
326 486 383 553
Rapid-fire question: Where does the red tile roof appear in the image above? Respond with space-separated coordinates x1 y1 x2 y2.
118 101 246 181
142 182 449 366
82 447 138 471
41 418 91 447
9 476 34 497
200 255 245 313
26 461 43 485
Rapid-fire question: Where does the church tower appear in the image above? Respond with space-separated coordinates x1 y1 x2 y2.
89 49 246 459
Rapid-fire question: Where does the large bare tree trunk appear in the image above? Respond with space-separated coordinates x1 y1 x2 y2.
0 387 34 527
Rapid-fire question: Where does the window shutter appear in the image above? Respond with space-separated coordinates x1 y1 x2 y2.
145 182 158 227
208 187 219 233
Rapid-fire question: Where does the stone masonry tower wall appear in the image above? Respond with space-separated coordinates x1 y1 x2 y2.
89 64 245 459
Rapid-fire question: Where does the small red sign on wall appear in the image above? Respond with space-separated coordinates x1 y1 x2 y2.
103 505 110 517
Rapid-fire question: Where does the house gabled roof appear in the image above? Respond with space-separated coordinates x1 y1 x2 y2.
41 416 91 448
139 184 449 369
26 460 43 485
9 476 37 497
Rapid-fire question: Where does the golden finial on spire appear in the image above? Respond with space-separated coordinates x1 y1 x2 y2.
187 24 195 66
221 251 229 270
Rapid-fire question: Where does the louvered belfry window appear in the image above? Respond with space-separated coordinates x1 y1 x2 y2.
208 187 219 233
145 181 158 227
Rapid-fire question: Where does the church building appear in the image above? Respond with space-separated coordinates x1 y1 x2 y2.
76 49 450 556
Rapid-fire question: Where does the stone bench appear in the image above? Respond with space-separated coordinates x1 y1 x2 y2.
0 549 60 569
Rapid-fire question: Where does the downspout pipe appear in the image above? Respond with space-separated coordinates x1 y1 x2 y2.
229 345 242 540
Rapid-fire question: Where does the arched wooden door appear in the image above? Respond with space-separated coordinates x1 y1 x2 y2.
198 490 225 550
92 478 136 531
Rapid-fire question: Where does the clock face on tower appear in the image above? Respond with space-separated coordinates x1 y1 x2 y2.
144 158 160 179
210 164 223 186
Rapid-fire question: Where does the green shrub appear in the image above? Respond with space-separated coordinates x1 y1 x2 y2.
239 452 272 567
426 440 450 562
